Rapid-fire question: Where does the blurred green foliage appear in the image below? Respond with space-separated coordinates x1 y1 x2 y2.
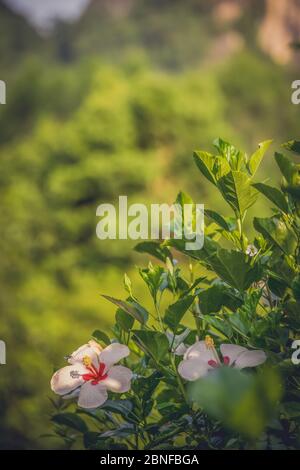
189 367 282 442
0 0 299 448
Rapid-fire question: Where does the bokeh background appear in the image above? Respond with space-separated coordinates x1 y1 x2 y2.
0 0 299 449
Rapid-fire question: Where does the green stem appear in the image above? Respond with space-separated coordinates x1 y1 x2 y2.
170 354 189 404
155 298 165 332
170 354 203 442
193 300 202 337
237 215 246 251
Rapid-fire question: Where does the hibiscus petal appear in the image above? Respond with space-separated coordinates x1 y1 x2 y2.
234 350 267 369
50 364 86 395
99 343 130 370
220 344 248 366
101 365 133 393
178 358 208 381
88 340 103 353
68 341 102 366
78 382 108 409
184 341 215 363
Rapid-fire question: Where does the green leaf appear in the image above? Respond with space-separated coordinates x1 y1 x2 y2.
139 264 165 303
205 209 231 231
164 295 194 331
248 140 272 176
179 276 206 297
115 308 134 332
102 399 134 418
100 424 135 439
228 312 251 337
52 413 88 433
175 190 194 207
274 152 295 184
175 191 195 231
283 184 300 201
252 182 289 213
292 275 300 301
280 401 300 418
167 235 220 263
188 367 281 440
91 330 111 346
198 284 242 315
213 137 243 171
254 217 297 255
123 273 133 297
134 241 172 262
203 315 233 339
132 330 169 362
102 295 148 324
132 370 163 402
208 249 262 291
83 432 105 450
228 290 262 337
218 171 258 216
193 151 217 185
282 140 300 155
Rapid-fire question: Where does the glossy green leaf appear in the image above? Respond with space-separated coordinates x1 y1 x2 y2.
100 424 135 439
253 182 289 213
247 140 272 176
205 209 231 231
167 235 220 263
115 308 134 332
218 170 258 216
102 295 148 324
292 275 300 301
274 152 295 184
254 217 297 255
91 330 111 346
188 367 281 440
52 413 88 433
208 249 262 291
175 190 194 207
134 241 172 262
213 137 244 171
228 290 262 337
282 140 300 155
193 151 217 185
164 295 194 331
139 264 165 303
102 400 134 418
203 315 233 339
198 284 242 315
123 273 133 297
132 330 169 362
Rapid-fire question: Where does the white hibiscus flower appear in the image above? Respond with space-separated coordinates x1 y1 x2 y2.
51 340 133 409
178 335 266 381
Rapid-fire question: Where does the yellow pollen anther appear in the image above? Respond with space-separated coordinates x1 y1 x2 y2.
83 356 92 366
205 335 215 349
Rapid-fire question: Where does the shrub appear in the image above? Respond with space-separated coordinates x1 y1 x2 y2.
50 138 300 450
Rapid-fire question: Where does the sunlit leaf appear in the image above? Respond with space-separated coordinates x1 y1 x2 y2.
164 295 194 331
102 295 148 324
218 171 258 216
253 182 289 213
132 330 169 362
247 140 272 176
